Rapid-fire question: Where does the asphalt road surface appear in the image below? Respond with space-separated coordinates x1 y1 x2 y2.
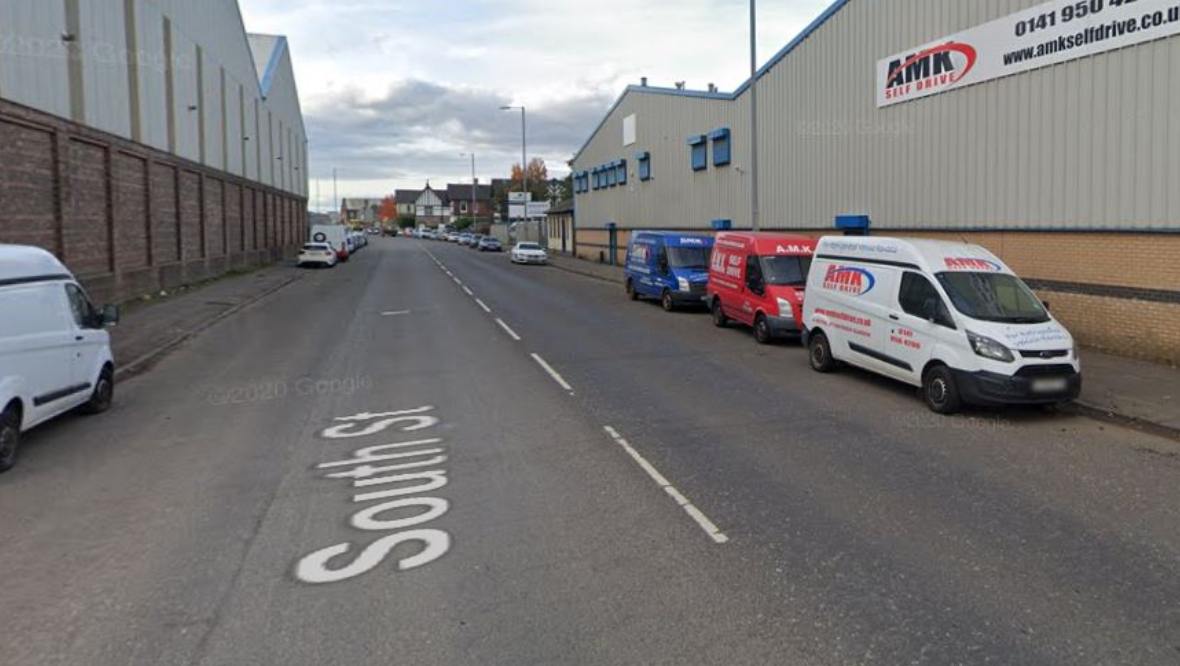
3 237 1179 666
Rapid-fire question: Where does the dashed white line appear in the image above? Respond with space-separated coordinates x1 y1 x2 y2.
495 318 522 341
602 425 729 544
474 298 492 313
530 352 573 392
380 310 411 316
462 286 474 296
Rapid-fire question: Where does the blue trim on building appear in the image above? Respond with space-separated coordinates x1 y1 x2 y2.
688 135 707 171
637 151 651 181
259 36 288 97
710 128 731 166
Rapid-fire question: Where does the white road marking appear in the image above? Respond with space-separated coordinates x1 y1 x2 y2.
462 286 474 296
530 352 573 392
474 298 492 313
452 277 462 285
381 310 411 316
602 425 729 544
495 318 522 341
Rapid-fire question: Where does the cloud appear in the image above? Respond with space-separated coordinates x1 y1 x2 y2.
238 0 833 204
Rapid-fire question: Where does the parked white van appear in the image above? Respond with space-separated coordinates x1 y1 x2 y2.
802 236 1081 414
0 245 120 471
310 224 350 262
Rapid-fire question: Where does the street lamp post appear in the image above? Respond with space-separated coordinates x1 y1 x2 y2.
500 105 526 222
460 152 476 229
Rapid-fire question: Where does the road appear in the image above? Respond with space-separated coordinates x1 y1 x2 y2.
2 237 1178 666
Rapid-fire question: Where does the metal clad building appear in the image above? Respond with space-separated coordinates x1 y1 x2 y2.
571 0 1180 362
0 0 308 303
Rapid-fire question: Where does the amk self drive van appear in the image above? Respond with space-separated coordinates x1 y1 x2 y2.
624 231 715 311
706 232 816 344
802 237 1081 414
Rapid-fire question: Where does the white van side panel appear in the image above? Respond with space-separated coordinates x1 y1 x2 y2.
0 283 78 429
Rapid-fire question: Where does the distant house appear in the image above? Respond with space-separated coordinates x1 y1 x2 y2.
394 190 419 219
445 182 493 221
414 185 450 228
341 198 380 225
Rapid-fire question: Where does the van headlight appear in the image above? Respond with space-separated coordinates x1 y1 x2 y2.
967 330 1014 363
776 298 795 319
677 277 691 292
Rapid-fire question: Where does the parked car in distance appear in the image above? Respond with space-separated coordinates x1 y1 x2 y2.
0 245 120 472
510 242 548 265
478 237 503 252
469 234 484 248
707 232 816 343
802 236 1081 414
297 242 338 268
458 233 473 246
624 231 714 311
310 224 350 262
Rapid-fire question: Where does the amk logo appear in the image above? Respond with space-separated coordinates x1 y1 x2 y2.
823 265 875 296
883 42 977 102
943 257 1003 272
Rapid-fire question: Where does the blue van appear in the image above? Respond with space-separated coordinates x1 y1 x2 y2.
624 231 715 311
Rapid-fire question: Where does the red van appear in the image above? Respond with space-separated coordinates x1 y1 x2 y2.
706 232 817 343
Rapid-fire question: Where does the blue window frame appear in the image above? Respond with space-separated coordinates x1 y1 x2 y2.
592 168 600 190
688 135 707 171
636 151 651 181
616 159 627 185
710 128 731 167
603 164 612 187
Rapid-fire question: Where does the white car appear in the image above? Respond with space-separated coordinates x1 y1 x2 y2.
511 242 549 265
297 242 338 268
0 245 120 472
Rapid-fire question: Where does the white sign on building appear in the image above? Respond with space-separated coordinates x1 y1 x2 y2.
877 0 1180 107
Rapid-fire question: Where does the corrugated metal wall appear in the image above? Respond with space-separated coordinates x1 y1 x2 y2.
0 0 305 197
573 0 1180 232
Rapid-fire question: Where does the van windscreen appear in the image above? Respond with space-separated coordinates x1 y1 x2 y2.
760 255 811 286
936 272 1049 324
667 247 711 269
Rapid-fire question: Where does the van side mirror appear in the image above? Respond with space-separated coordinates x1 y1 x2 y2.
658 257 670 274
100 304 120 327
1041 300 1051 311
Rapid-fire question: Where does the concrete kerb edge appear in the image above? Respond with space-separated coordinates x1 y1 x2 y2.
548 258 624 285
114 272 304 382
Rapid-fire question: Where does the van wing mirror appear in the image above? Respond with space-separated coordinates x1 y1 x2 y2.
101 304 120 327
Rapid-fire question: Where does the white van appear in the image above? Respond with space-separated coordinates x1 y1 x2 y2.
310 224 350 262
802 236 1081 413
0 245 120 471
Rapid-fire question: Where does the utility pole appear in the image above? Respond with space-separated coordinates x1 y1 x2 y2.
500 105 527 222
749 0 760 232
332 168 338 219
460 152 477 229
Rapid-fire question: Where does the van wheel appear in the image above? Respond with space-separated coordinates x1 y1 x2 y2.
711 300 728 327
660 290 675 312
808 331 836 373
81 367 114 415
923 366 962 414
753 315 773 344
625 279 638 301
0 406 20 473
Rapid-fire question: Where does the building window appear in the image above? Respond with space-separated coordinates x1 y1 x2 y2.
616 159 627 185
710 128 731 167
688 135 707 171
592 168 600 190
637 151 651 181
461 201 468 213
606 164 616 187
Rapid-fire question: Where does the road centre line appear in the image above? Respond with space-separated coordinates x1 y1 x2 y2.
381 310 411 316
495 318 522 341
602 426 729 544
475 298 492 313
530 353 573 392
462 286 474 296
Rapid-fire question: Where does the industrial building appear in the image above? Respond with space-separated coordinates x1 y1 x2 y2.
571 0 1180 363
0 0 307 303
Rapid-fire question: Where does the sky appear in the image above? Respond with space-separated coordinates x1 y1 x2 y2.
237 0 833 209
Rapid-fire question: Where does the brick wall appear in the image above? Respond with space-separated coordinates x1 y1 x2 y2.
0 98 307 304
573 226 1180 363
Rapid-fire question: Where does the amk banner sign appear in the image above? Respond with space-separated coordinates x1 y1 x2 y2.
877 0 1180 107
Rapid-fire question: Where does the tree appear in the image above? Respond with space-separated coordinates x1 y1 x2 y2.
509 157 549 203
378 195 398 222
453 217 474 231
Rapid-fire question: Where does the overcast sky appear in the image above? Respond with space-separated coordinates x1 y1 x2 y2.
238 0 832 209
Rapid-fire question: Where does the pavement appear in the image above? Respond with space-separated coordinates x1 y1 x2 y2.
2 238 1180 665
547 252 1180 435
